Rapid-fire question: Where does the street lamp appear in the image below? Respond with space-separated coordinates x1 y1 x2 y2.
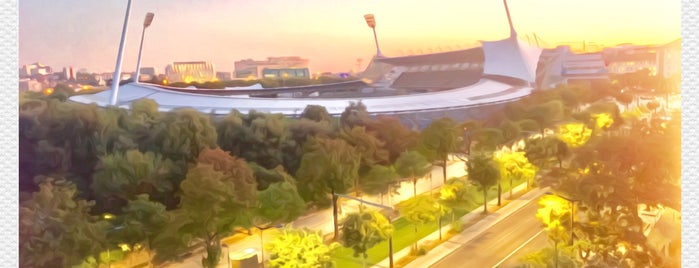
546 192 577 245
109 0 134 106
103 214 126 268
334 193 397 268
134 12 155 83
252 223 283 268
363 14 383 58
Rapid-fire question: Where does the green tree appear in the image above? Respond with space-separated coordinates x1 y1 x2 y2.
301 104 333 123
340 101 371 129
493 149 538 198
340 207 393 267
394 150 432 197
471 127 505 152
91 149 183 212
359 164 400 204
339 126 390 178
417 117 460 183
366 115 419 163
110 194 169 264
535 195 573 268
19 99 102 195
295 137 360 239
19 179 108 267
266 228 340 268
283 118 335 174
397 195 448 252
256 177 307 226
439 177 476 225
466 154 499 214
149 108 217 163
174 153 258 268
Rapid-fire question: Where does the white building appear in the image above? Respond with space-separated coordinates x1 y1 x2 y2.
165 61 215 83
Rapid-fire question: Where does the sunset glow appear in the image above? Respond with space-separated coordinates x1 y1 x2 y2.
19 0 680 73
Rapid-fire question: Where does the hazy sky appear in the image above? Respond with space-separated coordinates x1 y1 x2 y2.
19 0 681 74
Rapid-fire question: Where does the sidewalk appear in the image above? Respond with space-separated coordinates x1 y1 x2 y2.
157 161 466 268
371 185 549 268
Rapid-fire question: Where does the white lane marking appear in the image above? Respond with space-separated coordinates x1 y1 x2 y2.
491 229 545 268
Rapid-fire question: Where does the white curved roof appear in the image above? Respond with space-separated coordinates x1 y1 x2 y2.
69 79 532 116
482 36 542 83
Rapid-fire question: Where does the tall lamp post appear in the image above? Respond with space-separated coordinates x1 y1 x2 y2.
546 192 577 245
134 12 155 83
334 193 397 268
363 14 383 58
109 0 134 106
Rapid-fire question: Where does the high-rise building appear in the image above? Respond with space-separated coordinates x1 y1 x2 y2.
234 57 310 79
216 71 232 81
19 63 52 78
165 61 215 83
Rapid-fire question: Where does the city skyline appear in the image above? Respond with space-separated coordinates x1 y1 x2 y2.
20 0 680 74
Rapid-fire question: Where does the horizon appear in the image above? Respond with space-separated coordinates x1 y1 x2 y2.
19 0 681 74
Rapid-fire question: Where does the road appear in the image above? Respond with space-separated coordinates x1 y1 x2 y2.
430 197 546 268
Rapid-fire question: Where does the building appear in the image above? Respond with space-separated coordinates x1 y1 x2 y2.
19 78 44 92
656 38 681 79
234 57 310 79
19 63 52 78
602 44 659 75
135 67 158 82
165 61 215 83
216 71 232 81
537 46 609 89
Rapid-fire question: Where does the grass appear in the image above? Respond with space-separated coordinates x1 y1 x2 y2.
331 178 529 268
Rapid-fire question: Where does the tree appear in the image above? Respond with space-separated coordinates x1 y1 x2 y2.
397 195 447 252
524 100 565 135
340 207 393 267
216 111 290 169
525 136 566 170
255 176 307 266
295 137 360 239
266 228 339 268
20 178 108 267
173 154 258 268
417 118 460 183
91 149 184 212
493 148 538 198
283 118 335 174
256 177 307 226
366 115 419 163
394 150 432 197
110 194 170 264
535 195 573 268
471 127 505 152
359 165 400 204
148 108 218 163
301 104 333 123
439 177 476 226
19 99 102 195
466 154 499 214
340 101 371 129
339 126 390 178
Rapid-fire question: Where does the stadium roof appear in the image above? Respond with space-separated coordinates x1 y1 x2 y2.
69 78 532 116
376 47 484 66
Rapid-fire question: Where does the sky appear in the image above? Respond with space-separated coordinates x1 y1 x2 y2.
19 0 681 74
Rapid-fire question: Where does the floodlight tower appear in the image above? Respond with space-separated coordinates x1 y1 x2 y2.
109 0 134 106
503 0 517 37
364 14 384 57
134 12 155 83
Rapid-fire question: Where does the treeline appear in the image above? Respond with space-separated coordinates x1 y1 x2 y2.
18 73 679 267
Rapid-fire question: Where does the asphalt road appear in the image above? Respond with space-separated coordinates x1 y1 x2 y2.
430 197 546 268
